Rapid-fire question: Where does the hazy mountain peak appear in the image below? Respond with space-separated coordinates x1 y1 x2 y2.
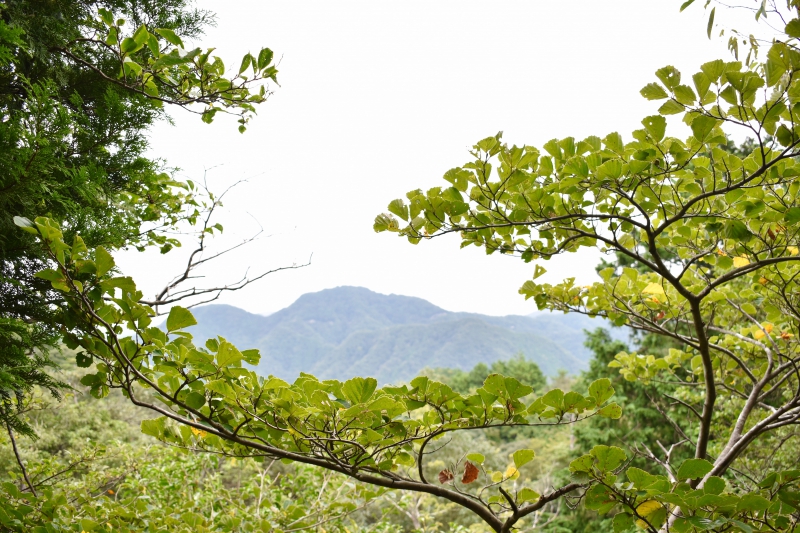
186 286 627 383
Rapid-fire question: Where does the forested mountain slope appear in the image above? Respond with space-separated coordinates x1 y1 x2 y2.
185 286 626 383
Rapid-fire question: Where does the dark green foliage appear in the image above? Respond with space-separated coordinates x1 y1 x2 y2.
0 0 207 435
573 329 685 458
424 353 547 395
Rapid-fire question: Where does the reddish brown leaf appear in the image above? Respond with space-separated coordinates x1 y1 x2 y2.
461 461 479 484
438 469 454 484
768 228 777 240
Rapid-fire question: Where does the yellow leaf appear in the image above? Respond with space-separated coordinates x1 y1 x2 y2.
504 466 520 480
733 256 750 268
754 330 765 340
642 283 665 297
764 323 774 333
759 277 768 285
635 500 663 528
491 471 504 483
789 246 799 255
190 426 207 438
716 249 727 256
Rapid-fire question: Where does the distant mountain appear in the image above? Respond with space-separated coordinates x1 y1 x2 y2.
185 287 629 384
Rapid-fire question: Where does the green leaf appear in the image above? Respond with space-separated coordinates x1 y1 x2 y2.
673 85 696 105
166 306 197 332
183 391 206 410
691 115 718 141
677 458 714 480
723 220 752 240
658 99 685 115
541 388 564 410
133 24 149 45
785 207 800 224
591 445 627 472
80 519 100 532
641 115 666 141
569 454 593 473
701 59 726 81
155 28 183 46
707 7 715 39
786 19 800 38
655 66 681 89
388 199 408 220
518 487 540 503
613 512 635 533
13 216 38 235
512 449 535 468
585 484 616 513
703 476 726 494
216 341 242 367
679 0 696 11
75 352 93 368
141 417 167 438
238 54 251 74
120 37 142 54
597 403 622 418
258 47 274 69
640 83 669 100
342 377 378 404
466 453 485 464
589 378 614 405
737 493 771 512
95 246 115 277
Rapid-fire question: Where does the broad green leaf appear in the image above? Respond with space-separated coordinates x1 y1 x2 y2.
466 453 485 464
613 512 635 533
258 47 274 69
691 115 718 141
588 378 614 405
597 403 622 418
80 519 101 532
154 27 183 46
388 199 408 220
141 417 167 438
642 115 666 141
658 99 685 115
677 458 714 480
569 454 593 473
655 66 681 89
512 449 535 468
183 391 206 409
785 207 800 224
518 488 540 503
95 246 115 277
592 445 627 472
75 352 93 368
342 377 377 404
216 341 243 367
166 306 197 332
640 83 668 100
584 484 616 513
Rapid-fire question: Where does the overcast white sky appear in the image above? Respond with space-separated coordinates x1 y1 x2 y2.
118 1 759 316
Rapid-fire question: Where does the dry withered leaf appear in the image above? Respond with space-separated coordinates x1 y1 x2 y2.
438 469 454 484
462 461 479 484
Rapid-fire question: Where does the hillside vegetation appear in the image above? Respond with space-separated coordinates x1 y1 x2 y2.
185 286 626 382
